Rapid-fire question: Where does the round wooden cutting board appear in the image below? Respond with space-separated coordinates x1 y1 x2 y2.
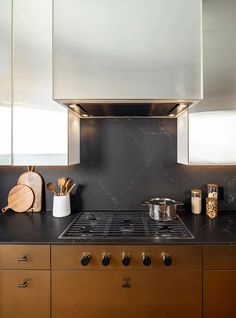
1 184 35 213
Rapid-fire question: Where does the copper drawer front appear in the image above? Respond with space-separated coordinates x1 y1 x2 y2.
203 245 236 269
51 245 202 270
0 245 50 269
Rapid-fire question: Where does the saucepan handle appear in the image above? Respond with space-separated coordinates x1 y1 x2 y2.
176 201 184 206
142 201 149 206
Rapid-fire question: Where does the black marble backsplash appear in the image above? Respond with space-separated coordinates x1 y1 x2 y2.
1 118 236 212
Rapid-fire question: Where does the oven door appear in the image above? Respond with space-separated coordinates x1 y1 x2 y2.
52 270 202 318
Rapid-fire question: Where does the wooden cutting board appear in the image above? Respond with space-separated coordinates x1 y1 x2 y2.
2 184 34 213
17 166 43 212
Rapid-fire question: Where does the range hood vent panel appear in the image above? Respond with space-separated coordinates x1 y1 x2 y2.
65 102 192 118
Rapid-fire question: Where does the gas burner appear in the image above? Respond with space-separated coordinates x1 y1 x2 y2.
120 225 134 233
78 226 94 234
86 214 99 221
59 211 194 241
121 219 133 225
120 219 134 233
156 225 171 230
155 225 177 233
78 226 86 232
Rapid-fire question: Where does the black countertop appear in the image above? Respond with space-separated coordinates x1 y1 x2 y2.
0 210 236 245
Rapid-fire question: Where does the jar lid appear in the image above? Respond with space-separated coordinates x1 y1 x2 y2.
191 189 201 193
207 184 218 188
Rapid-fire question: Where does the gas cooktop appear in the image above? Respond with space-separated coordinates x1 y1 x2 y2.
59 211 194 241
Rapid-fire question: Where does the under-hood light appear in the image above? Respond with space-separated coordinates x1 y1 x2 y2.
178 103 188 111
69 104 90 117
69 104 78 109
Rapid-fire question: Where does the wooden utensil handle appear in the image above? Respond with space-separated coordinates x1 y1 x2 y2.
67 183 77 195
1 206 9 213
28 166 35 172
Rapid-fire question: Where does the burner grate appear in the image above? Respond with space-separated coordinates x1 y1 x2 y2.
60 212 109 238
59 212 194 240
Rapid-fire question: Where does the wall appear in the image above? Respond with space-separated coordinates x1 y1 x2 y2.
0 118 236 212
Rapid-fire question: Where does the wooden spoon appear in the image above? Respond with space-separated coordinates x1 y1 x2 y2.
64 179 73 195
61 177 68 195
67 183 77 195
46 182 57 195
58 177 67 196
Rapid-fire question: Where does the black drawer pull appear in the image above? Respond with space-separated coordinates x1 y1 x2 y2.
17 256 28 262
122 279 131 288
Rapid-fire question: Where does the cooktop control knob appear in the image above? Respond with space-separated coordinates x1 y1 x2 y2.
81 253 91 266
142 253 151 266
162 253 172 266
102 253 111 266
122 253 131 266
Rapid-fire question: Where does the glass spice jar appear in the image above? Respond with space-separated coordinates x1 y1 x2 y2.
207 184 218 199
191 189 202 214
206 197 218 219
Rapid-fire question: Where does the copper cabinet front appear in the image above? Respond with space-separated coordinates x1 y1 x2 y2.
203 270 236 318
0 270 50 318
52 270 202 318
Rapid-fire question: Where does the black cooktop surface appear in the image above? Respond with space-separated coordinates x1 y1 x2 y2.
59 211 194 241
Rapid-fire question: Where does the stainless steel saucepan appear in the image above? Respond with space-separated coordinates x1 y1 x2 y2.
143 198 184 222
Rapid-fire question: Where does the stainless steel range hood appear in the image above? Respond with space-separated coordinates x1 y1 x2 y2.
53 0 203 118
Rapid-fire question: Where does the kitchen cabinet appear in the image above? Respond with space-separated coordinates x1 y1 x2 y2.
0 0 80 166
0 245 50 269
0 0 11 165
13 0 80 166
52 270 202 318
4 243 236 318
0 270 50 318
52 245 202 318
203 271 236 318
51 245 202 270
203 245 236 269
51 245 202 318
0 245 50 318
203 245 236 318
178 0 236 165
